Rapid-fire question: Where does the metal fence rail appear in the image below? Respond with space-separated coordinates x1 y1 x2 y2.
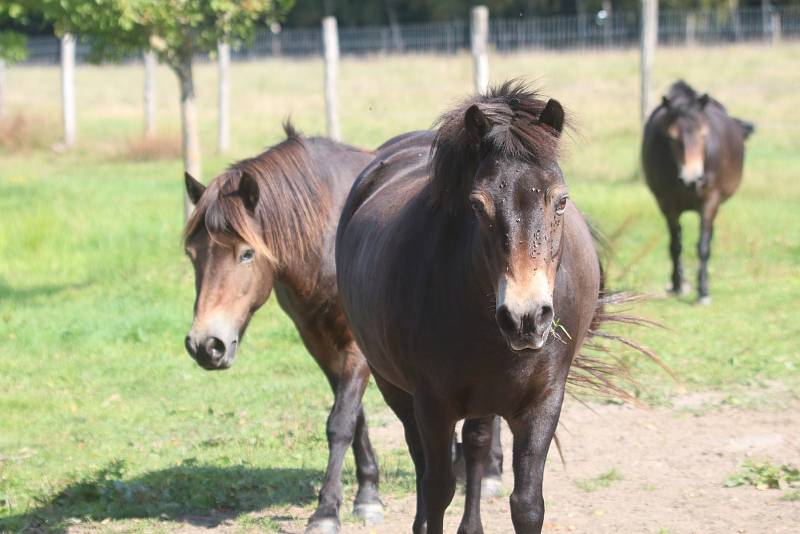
19 6 800 65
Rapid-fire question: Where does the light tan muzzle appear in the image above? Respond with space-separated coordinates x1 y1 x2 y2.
495 270 554 351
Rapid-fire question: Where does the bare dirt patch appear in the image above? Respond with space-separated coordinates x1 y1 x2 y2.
68 392 800 533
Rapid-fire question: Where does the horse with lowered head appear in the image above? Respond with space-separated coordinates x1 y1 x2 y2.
182 124 382 533
642 80 754 304
336 82 647 534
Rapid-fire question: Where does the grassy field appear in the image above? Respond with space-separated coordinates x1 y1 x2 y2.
1 43 798 531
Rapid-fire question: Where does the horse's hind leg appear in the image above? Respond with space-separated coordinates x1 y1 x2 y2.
483 416 503 498
506 388 565 534
371 371 427 533
697 199 719 305
306 346 374 533
666 213 686 295
457 416 494 534
351 405 382 522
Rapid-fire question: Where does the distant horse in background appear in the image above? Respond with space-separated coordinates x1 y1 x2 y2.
642 80 754 304
182 124 382 533
336 82 657 534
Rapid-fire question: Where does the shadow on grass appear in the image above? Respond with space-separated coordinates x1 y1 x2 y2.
0 461 321 532
0 279 92 303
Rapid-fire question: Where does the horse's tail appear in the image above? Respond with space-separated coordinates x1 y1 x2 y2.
568 291 675 401
567 223 675 401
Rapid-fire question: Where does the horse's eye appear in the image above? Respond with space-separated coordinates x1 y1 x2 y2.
469 196 486 216
555 196 568 215
239 249 255 263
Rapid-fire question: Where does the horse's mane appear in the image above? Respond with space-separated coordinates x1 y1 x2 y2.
429 80 566 207
183 121 331 267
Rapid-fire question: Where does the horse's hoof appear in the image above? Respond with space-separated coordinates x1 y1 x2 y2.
353 502 384 525
305 517 340 534
666 282 691 296
481 476 502 499
696 296 711 306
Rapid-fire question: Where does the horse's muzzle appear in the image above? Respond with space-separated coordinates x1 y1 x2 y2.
496 302 554 352
185 334 237 370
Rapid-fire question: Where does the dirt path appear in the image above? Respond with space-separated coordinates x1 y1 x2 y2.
308 392 799 534
70 391 800 534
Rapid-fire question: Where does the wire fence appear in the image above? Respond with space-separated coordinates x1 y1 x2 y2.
19 6 800 65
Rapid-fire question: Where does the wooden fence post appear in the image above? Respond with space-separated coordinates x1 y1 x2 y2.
61 33 76 147
322 16 341 141
640 0 658 126
217 41 230 153
771 12 781 44
143 51 156 138
471 6 489 95
686 13 696 47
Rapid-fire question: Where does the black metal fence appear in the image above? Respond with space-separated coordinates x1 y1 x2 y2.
20 6 800 65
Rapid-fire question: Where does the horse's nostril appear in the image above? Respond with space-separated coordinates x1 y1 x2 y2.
537 305 554 329
496 306 519 335
204 337 226 360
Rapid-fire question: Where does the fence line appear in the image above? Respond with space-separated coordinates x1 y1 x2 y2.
16 6 800 65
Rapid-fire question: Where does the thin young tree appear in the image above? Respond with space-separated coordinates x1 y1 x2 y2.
31 0 294 219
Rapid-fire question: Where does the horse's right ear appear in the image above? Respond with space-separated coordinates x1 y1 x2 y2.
465 104 491 143
661 96 671 108
185 172 205 205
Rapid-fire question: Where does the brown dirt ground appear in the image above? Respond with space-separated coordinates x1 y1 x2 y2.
71 389 800 534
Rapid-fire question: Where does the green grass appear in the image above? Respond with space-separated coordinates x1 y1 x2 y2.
575 468 623 492
1 43 799 531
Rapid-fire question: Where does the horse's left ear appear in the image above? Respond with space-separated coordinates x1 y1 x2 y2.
465 104 491 143
539 99 565 136
239 172 259 212
698 94 710 108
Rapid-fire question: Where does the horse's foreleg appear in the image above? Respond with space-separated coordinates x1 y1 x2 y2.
666 214 685 294
414 393 457 534
507 388 565 534
457 416 495 534
697 198 719 305
371 371 427 533
307 349 371 533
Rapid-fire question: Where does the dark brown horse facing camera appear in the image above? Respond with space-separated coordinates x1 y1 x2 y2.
642 80 754 304
180 124 505 533
336 82 655 534
182 124 382 533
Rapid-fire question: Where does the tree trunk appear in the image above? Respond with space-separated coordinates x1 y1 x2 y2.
143 51 156 138
217 41 230 154
173 55 201 221
384 0 405 52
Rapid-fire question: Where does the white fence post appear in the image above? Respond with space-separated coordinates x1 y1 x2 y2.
771 13 781 44
143 51 156 138
322 16 341 141
0 59 6 119
61 33 76 147
640 0 658 126
471 6 489 95
686 12 696 47
217 41 230 153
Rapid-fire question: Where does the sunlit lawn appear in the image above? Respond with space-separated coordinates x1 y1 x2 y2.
1 43 798 531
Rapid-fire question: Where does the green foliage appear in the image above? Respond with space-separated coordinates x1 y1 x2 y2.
575 468 623 492
29 0 295 68
0 31 27 63
725 460 800 490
